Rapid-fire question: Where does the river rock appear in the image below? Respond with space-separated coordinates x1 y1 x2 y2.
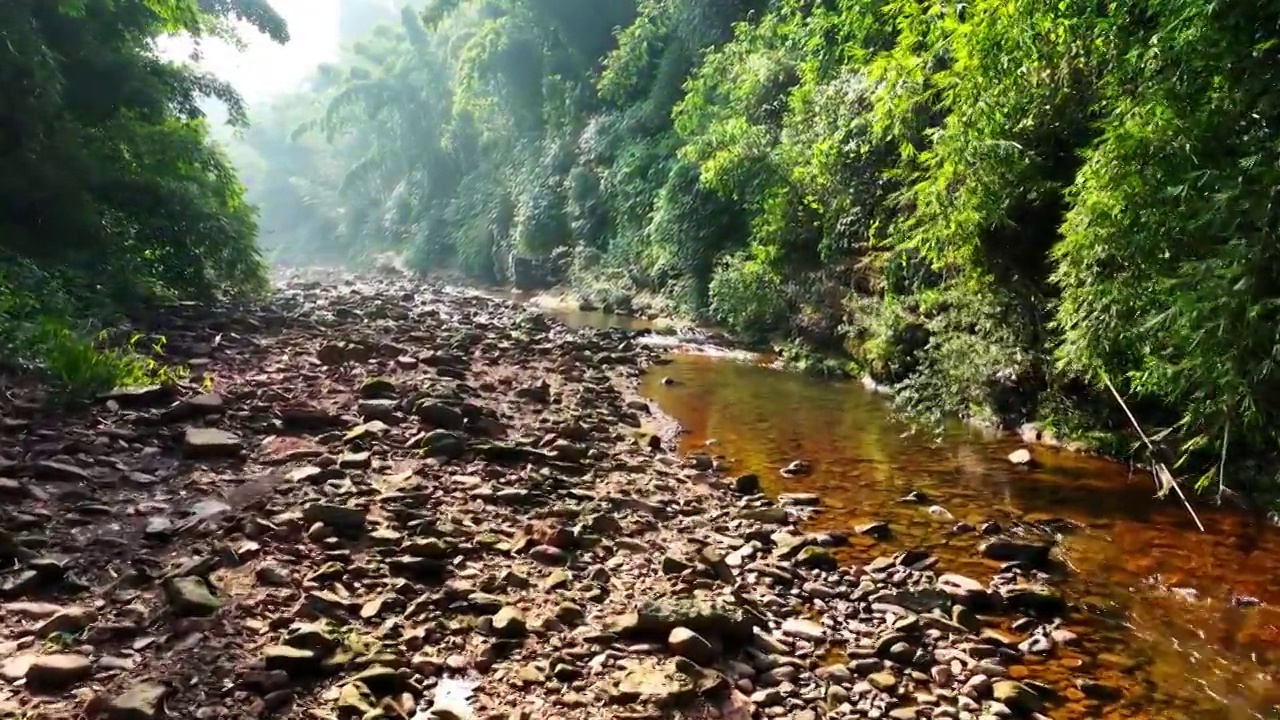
999 583 1066 615
492 606 527 638
34 606 96 637
781 460 811 476
668 627 717 665
1007 448 1034 466
32 460 94 483
182 392 224 416
992 680 1043 712
778 493 820 507
978 538 1052 566
102 682 169 720
163 576 221 617
780 617 826 642
302 503 367 532
422 429 465 459
414 401 465 430
264 645 321 676
181 428 242 457
359 377 397 398
937 573 990 606
856 521 892 540
612 598 761 645
610 661 695 704
794 545 837 570
868 671 898 691
25 653 93 689
733 474 761 494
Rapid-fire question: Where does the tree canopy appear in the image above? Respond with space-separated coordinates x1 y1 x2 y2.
0 0 286 393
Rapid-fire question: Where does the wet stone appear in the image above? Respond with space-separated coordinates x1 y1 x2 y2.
992 680 1043 712
978 539 1052 566
734 474 761 494
794 545 837 570
856 521 892 540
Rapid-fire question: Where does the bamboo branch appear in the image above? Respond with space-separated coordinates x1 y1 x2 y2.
1217 418 1230 503
1103 373 1205 532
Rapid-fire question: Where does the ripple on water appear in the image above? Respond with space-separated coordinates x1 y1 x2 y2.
637 353 1280 720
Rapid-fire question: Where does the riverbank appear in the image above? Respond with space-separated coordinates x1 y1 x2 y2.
528 282 1117 458
1 270 1091 720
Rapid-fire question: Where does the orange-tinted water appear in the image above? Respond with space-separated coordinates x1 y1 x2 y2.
638 354 1280 720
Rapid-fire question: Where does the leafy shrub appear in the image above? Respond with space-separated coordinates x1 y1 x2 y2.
708 248 788 340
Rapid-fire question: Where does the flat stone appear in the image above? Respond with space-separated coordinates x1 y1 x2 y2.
610 661 695 704
181 428 242 457
344 420 390 443
184 393 224 413
0 654 36 683
978 539 1053 566
2 601 65 619
1007 448 1034 465
794 545 837 570
32 461 94 483
778 493 820 507
612 598 761 645
0 477 28 498
302 503 367 532
422 429 465 459
937 573 989 606
263 645 320 676
103 682 169 720
856 521 891 540
779 618 825 642
34 606 96 637
25 653 93 689
359 377 398 399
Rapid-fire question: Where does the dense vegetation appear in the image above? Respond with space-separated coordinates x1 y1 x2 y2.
238 0 1280 493
0 0 286 395
7 0 1278 496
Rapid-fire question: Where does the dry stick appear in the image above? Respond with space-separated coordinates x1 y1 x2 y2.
1102 374 1206 532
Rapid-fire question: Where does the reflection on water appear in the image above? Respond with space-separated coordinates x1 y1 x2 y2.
640 354 1280 720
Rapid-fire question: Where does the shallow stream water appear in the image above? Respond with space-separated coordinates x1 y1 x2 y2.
535 296 1280 720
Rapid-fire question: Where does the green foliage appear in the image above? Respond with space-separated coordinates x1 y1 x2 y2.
0 261 183 397
237 0 1280 492
708 248 788 340
1 0 284 397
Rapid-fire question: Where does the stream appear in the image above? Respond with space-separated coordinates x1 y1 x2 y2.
542 299 1280 720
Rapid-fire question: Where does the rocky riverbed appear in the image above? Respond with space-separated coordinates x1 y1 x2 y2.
0 272 1090 720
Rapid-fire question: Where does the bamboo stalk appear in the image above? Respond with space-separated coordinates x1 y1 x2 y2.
1103 374 1205 532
